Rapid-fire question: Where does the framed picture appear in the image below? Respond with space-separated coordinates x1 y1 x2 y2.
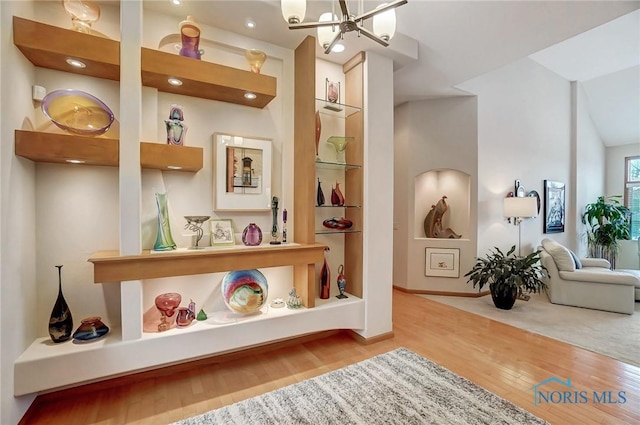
544 180 565 233
425 248 460 278
210 219 235 246
214 133 272 211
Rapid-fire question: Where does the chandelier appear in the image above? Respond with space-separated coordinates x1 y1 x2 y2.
281 0 408 54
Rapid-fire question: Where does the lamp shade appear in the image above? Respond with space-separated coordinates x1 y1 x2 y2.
317 12 337 48
372 3 397 41
503 196 538 219
281 0 306 24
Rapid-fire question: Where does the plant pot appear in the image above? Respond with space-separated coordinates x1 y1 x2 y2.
490 286 517 310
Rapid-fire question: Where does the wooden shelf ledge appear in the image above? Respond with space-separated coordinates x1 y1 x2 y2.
141 48 276 108
88 243 327 283
140 142 202 172
13 16 120 81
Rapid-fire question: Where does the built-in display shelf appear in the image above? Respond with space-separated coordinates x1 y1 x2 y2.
88 243 327 283
14 295 364 396
315 98 361 118
15 130 203 172
12 16 277 108
315 160 362 170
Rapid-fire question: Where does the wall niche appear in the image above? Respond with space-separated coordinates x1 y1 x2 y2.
414 169 470 240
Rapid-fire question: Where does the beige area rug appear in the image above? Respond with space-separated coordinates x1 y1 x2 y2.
419 293 640 367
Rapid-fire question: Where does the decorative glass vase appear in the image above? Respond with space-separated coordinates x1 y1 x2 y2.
176 307 195 328
242 223 263 246
62 0 100 34
326 136 353 163
317 178 325 206
165 104 187 146
336 264 348 299
49 265 74 343
72 316 109 342
154 192 176 251
221 269 268 314
179 16 203 59
245 49 267 73
331 182 345 206
315 111 321 160
320 249 330 299
155 293 182 332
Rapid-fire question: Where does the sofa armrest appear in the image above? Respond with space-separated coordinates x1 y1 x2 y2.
558 269 639 286
580 258 611 268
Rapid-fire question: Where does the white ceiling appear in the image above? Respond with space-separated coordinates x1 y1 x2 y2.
142 0 640 147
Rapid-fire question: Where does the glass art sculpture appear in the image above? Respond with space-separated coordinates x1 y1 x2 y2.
336 265 348 299
165 105 187 146
62 0 100 33
72 316 109 342
41 89 114 136
242 223 262 246
179 16 203 59
155 293 182 332
326 136 353 163
49 265 73 343
154 193 177 251
221 269 268 315
245 49 267 73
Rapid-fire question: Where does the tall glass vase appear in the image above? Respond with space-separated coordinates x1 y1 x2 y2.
154 192 176 251
49 265 73 343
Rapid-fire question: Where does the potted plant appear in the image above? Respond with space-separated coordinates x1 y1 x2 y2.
464 246 547 310
581 195 630 269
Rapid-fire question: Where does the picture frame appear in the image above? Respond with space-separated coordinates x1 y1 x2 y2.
544 180 565 233
214 133 272 211
210 219 235 246
425 248 460 278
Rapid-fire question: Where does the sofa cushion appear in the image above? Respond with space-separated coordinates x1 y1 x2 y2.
569 249 582 269
542 238 576 272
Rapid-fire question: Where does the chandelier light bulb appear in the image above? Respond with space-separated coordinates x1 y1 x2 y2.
317 12 338 49
281 0 306 24
372 3 397 41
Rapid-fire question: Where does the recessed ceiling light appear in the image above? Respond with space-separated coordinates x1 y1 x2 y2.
66 159 86 164
244 92 257 100
66 58 86 68
246 19 256 29
168 78 183 86
170 0 182 6
167 165 183 170
332 43 345 53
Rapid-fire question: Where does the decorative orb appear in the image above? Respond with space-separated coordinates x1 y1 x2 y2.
221 269 268 314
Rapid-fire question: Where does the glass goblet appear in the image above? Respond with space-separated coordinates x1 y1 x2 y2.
155 293 182 332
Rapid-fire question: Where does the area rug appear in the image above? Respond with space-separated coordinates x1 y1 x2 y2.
419 293 640 367
172 348 548 425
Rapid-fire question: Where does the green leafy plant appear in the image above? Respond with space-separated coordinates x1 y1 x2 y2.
464 246 547 309
581 195 630 266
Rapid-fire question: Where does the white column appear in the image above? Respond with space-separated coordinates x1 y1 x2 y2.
119 0 143 340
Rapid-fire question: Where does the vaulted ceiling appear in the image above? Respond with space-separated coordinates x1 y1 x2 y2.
143 0 640 147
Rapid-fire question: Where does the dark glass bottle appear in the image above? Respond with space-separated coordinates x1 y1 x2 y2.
49 265 73 343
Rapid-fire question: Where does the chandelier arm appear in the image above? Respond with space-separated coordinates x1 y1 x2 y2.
288 20 341 30
357 25 389 47
338 0 349 17
354 0 407 22
323 31 344 54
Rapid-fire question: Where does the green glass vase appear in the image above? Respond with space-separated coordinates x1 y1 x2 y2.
154 192 176 251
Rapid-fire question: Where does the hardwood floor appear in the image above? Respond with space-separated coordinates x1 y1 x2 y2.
21 290 640 424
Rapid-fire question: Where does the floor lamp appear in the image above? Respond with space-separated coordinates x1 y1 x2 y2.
503 196 538 256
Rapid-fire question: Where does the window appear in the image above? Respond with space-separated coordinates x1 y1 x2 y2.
625 155 640 240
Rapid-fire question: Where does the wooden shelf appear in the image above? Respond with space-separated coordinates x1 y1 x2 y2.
140 142 202 172
141 48 276 108
12 17 277 108
15 130 203 172
15 130 119 166
13 16 120 81
88 243 327 283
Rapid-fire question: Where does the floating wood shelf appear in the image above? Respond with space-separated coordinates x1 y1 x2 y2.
12 17 277 108
88 243 327 283
141 48 277 108
15 130 203 172
13 16 120 81
140 142 202 172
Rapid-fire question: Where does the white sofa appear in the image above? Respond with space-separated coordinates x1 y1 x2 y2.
539 238 638 315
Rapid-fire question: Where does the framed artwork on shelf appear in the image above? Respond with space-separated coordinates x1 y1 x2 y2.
213 133 272 211
544 180 565 233
425 248 460 278
210 219 235 246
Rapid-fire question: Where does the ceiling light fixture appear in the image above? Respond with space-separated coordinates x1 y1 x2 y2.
281 0 407 54
167 77 183 86
167 165 183 170
246 19 256 29
170 0 182 6
244 92 257 100
66 58 86 68
331 43 345 53
66 159 86 164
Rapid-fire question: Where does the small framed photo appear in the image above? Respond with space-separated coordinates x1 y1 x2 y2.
210 219 235 246
544 180 565 234
425 248 460 278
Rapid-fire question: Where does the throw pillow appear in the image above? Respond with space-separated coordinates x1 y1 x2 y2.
541 238 576 272
568 249 582 269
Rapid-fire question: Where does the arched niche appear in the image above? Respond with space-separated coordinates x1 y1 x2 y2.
414 169 470 239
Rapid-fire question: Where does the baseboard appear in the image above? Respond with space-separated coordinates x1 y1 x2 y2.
346 329 395 345
394 286 490 298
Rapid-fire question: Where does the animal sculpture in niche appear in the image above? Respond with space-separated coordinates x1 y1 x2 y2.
424 196 462 239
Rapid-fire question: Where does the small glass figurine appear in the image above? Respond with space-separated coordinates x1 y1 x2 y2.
270 196 281 245
336 265 348 299
286 288 302 309
165 105 187 146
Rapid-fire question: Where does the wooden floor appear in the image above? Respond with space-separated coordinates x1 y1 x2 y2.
21 290 640 424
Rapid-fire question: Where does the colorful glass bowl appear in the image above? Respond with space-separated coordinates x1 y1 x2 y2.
42 89 114 135
221 269 268 314
72 316 109 342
